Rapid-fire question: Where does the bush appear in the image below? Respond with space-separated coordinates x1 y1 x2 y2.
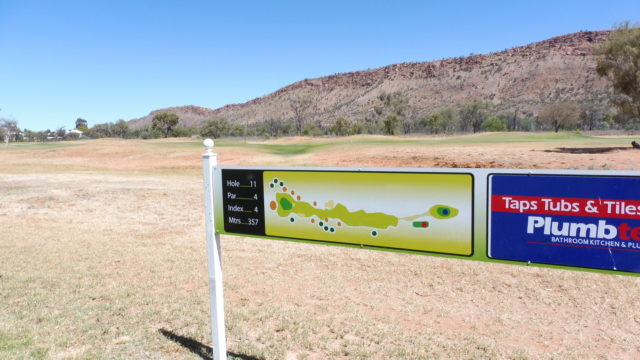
427 113 448 134
152 112 179 138
172 126 200 138
383 113 402 135
256 118 294 138
482 116 507 132
459 100 493 133
230 124 246 137
302 122 324 136
136 125 162 139
200 117 230 139
350 122 363 135
538 101 581 132
331 117 352 136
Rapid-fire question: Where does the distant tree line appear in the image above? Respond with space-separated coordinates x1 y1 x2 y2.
218 96 623 139
2 95 634 145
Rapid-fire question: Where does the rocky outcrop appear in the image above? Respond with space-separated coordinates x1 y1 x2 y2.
129 31 612 128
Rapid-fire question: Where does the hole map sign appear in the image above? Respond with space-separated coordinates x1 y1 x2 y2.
220 169 473 256
212 166 640 276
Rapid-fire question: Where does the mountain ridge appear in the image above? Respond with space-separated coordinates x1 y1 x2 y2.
128 30 613 129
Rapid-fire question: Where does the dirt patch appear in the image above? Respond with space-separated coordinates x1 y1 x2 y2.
303 142 640 170
544 146 631 154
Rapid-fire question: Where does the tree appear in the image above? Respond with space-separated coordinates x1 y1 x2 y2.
350 121 363 135
505 109 520 131
75 118 88 130
36 131 47 142
152 112 179 138
374 92 409 118
289 93 315 135
580 101 608 130
56 127 66 139
331 117 352 136
0 119 19 145
383 113 402 135
135 125 162 139
257 118 294 138
230 124 246 137
538 101 581 132
113 119 130 138
371 91 410 135
362 115 381 134
425 113 447 134
459 100 493 133
86 123 113 138
302 121 324 136
23 129 36 142
420 107 458 134
200 116 230 139
482 116 507 132
595 22 640 122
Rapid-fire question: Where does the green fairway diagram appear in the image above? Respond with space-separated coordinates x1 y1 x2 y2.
264 171 473 255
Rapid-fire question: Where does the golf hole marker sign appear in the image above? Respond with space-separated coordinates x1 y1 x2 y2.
220 168 474 256
202 141 640 359
213 166 640 275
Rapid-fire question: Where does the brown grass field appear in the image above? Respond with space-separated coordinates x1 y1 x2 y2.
2 133 640 360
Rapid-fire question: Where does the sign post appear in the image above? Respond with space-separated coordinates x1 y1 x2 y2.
202 139 227 360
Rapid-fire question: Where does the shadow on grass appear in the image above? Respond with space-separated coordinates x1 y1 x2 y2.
255 143 323 156
543 146 630 154
158 329 263 360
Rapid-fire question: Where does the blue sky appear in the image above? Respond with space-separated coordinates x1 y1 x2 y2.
1 1 638 131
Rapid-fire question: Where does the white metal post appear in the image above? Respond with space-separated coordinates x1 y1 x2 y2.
202 139 227 360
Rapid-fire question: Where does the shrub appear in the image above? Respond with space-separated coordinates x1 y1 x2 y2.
482 116 507 132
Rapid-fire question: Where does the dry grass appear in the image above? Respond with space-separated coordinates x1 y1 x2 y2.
1 136 640 359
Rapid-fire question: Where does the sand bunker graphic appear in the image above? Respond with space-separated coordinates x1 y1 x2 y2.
267 176 458 238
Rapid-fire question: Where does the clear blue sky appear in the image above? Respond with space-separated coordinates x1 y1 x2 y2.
1 1 638 131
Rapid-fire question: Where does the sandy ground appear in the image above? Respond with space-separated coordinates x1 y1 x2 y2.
1 136 640 359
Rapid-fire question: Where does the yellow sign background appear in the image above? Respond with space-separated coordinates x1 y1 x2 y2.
264 171 473 255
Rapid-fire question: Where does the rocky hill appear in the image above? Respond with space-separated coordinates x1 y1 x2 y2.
128 105 217 129
128 31 613 129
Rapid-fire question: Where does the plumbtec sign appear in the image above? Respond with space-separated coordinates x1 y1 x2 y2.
489 174 640 273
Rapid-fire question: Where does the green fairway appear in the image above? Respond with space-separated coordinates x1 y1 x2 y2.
3 132 635 158
235 132 638 155
0 141 82 151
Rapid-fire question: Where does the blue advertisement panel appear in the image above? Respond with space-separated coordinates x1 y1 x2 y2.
489 174 640 273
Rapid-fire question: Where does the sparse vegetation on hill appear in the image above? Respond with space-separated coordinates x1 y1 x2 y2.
126 30 617 135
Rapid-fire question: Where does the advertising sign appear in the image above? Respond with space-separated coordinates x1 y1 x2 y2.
221 169 474 256
489 174 640 273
